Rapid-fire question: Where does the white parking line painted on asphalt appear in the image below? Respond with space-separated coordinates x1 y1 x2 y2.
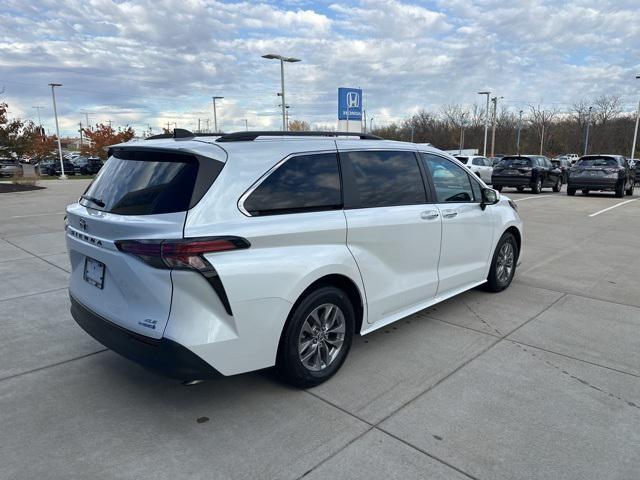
9 212 65 219
589 198 639 217
513 195 553 202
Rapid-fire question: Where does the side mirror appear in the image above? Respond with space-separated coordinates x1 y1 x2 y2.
481 188 499 210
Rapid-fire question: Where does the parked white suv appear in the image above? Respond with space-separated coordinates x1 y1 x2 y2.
66 130 522 387
455 155 494 184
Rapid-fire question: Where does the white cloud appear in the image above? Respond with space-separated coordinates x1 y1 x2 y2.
0 0 638 136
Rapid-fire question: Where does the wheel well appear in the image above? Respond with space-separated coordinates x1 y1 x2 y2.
286 274 364 333
505 226 521 258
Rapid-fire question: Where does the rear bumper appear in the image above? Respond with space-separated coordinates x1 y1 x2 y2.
70 294 221 380
492 176 533 187
568 178 618 190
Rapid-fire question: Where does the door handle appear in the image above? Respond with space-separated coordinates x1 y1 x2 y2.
421 210 439 220
442 210 458 218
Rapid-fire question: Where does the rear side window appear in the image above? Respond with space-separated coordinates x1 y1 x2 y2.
243 153 341 216
422 153 476 203
342 150 426 208
80 150 223 215
455 156 469 164
472 158 484 166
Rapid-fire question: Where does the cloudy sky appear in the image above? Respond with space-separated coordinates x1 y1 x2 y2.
1 0 639 136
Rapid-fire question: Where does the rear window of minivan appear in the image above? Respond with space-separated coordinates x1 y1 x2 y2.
80 149 223 215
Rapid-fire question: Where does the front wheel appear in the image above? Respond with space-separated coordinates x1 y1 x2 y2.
276 286 354 388
552 177 562 193
567 187 576 196
486 233 518 292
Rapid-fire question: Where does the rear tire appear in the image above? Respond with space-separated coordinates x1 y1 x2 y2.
494 186 503 192
626 182 634 196
532 178 542 194
615 182 625 198
486 232 518 293
582 189 589 196
567 187 576 196
516 186 525 192
552 177 562 192
276 286 354 388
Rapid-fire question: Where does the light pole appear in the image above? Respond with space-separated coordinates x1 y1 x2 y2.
262 54 301 132
48 83 66 179
459 113 467 155
244 119 248 131
212 96 223 133
478 91 491 156
32 106 45 135
584 106 592 156
370 116 375 132
516 110 524 155
490 96 503 158
630 75 640 160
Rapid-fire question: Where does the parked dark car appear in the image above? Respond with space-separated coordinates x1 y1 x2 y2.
567 155 635 197
551 157 572 183
0 159 24 178
53 159 80 176
36 158 58 176
492 155 563 194
73 156 103 175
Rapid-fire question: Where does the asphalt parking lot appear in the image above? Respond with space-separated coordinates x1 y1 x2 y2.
1 180 639 480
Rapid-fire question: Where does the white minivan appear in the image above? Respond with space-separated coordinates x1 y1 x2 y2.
66 130 523 387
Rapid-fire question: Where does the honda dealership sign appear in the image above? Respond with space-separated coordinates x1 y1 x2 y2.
338 87 363 132
338 88 362 121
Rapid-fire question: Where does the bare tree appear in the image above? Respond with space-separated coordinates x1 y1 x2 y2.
529 104 558 154
593 95 622 125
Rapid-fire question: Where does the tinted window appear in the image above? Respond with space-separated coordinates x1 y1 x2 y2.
472 158 484 166
498 157 532 168
342 150 426 208
576 157 618 167
80 151 219 215
455 156 469 164
244 153 341 216
423 154 476 203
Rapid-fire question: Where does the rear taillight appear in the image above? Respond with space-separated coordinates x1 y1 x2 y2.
604 168 619 174
116 237 249 317
115 237 250 271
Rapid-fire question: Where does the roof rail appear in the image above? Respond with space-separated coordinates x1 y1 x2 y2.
145 129 227 140
215 131 383 142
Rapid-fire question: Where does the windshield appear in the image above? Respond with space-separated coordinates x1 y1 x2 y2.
498 157 532 168
576 157 617 168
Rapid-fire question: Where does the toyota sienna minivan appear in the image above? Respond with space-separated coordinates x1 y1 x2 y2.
66 130 523 387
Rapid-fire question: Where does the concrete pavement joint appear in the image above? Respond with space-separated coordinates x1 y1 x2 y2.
0 286 67 304
3 237 70 274
0 349 108 383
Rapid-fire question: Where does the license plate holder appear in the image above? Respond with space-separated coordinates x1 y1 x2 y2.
84 257 105 289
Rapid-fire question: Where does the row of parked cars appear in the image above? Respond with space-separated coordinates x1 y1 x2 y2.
37 156 104 176
0 155 104 178
491 154 637 197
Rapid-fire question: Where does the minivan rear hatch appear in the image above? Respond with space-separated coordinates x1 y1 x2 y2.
66 146 224 339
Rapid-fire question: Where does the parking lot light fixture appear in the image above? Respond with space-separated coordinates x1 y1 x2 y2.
262 54 301 132
478 91 491 157
48 83 66 180
631 75 640 161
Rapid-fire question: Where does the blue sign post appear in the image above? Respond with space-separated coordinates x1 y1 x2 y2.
338 88 363 121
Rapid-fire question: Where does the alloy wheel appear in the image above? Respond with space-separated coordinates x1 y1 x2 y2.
298 303 346 372
496 243 515 284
